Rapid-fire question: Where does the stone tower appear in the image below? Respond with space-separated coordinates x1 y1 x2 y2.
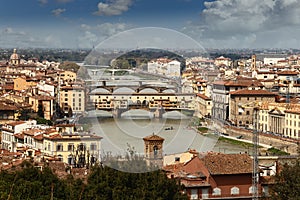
143 133 164 167
251 54 257 78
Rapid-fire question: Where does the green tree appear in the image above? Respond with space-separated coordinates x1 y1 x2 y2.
270 161 300 199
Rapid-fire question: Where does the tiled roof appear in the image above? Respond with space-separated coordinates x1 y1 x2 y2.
213 79 263 87
30 95 55 100
230 89 276 96
55 124 75 127
0 101 18 110
196 94 211 100
203 153 252 175
5 121 25 126
33 134 43 141
277 71 298 75
143 134 164 141
14 133 24 139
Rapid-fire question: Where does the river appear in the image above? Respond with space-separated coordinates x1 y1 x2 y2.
85 116 251 157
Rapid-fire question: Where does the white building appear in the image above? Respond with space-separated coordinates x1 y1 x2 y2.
147 58 181 78
1 120 37 151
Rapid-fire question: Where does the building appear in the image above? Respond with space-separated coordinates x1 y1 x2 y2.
43 131 102 166
29 95 55 120
59 84 85 115
212 78 264 122
147 58 181 78
229 89 276 127
1 120 37 151
13 76 38 91
143 134 164 167
9 49 20 65
0 100 20 123
195 94 212 118
163 152 262 200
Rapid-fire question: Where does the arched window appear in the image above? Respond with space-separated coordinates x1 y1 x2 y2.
212 187 221 196
231 186 239 195
153 145 158 156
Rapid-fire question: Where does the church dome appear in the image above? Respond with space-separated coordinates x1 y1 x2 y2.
10 49 20 60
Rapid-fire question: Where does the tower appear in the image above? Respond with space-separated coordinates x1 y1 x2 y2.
251 54 257 78
251 54 256 71
10 49 20 65
143 133 164 167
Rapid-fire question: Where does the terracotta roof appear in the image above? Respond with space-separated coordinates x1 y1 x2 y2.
230 89 276 96
33 134 43 141
285 109 300 114
5 121 25 126
277 71 298 75
0 101 18 110
14 133 24 139
30 95 55 101
23 129 41 136
213 79 263 87
203 153 252 175
143 134 164 141
196 94 211 100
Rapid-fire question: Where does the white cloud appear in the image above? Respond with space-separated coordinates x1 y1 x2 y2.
183 0 300 48
78 31 99 48
78 22 133 48
94 0 133 16
52 8 66 17
0 27 47 48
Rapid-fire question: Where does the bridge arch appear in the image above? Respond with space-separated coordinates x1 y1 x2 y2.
113 87 135 94
90 88 111 94
139 88 158 94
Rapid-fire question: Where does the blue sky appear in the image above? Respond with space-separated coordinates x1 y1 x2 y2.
1 0 300 49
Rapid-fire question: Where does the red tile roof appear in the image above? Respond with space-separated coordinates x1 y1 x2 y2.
196 94 211 100
213 79 263 87
230 89 276 96
277 71 298 75
203 153 252 175
143 134 164 141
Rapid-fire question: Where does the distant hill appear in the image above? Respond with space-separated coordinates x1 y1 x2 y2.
110 48 186 71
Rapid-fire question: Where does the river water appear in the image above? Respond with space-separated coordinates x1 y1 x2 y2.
86 115 250 157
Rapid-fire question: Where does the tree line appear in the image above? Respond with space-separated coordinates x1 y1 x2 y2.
0 160 187 200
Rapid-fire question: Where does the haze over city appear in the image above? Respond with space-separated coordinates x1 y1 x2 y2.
2 0 300 49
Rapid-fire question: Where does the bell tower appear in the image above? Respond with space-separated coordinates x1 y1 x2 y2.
143 133 164 168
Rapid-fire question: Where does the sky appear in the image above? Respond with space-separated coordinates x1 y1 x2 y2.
1 0 300 49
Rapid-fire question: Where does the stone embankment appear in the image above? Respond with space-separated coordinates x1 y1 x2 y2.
214 123 299 155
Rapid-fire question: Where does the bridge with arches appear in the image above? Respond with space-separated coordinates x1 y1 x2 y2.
88 82 195 118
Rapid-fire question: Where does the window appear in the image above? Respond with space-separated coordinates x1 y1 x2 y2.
56 144 63 151
191 189 198 200
90 143 97 151
231 186 239 195
78 143 85 151
246 111 250 115
67 144 74 151
212 188 221 196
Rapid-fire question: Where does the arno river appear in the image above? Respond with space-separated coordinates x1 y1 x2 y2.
86 113 251 157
